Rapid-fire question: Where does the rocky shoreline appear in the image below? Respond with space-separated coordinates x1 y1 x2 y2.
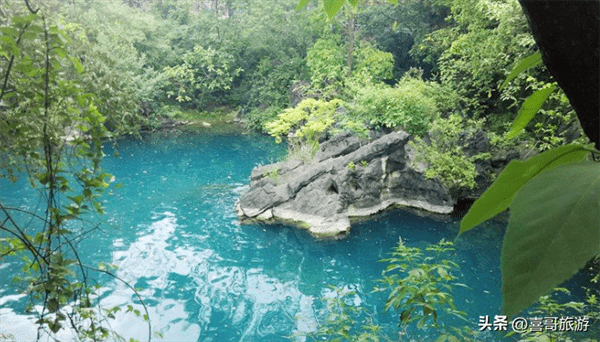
235 130 469 238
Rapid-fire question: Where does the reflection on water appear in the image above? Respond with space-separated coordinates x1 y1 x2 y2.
103 210 317 341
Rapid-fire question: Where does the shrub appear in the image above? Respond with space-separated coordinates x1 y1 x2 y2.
303 240 478 342
245 106 282 132
352 42 395 85
306 37 346 97
352 82 437 136
265 98 345 145
397 70 462 116
411 114 488 190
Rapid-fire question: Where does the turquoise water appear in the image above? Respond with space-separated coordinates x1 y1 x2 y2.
0 128 589 341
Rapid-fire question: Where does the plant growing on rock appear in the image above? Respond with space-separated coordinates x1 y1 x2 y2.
410 114 488 191
266 98 348 162
263 165 281 184
351 77 441 136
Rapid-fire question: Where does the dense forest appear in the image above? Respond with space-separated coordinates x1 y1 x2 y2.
0 0 598 341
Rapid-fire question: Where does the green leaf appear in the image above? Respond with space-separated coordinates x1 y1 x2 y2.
69 55 84 74
506 83 557 140
348 0 359 6
502 162 600 316
500 51 542 90
400 309 411 323
49 322 62 333
324 0 345 18
0 27 19 37
296 0 313 10
47 298 59 313
459 144 592 234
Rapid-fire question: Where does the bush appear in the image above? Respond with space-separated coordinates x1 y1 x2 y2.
306 37 347 97
352 82 437 136
397 70 462 115
265 98 345 145
303 240 478 342
410 114 488 190
245 106 282 132
351 42 395 85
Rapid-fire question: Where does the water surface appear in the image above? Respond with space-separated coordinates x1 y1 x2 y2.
0 127 583 341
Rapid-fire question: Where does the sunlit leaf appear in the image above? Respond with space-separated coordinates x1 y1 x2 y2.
69 55 84 74
0 27 19 37
502 162 600 316
506 83 557 140
296 0 313 10
324 0 345 18
459 144 592 234
500 51 542 90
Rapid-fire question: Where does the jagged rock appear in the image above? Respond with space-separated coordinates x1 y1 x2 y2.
462 129 490 157
236 131 454 239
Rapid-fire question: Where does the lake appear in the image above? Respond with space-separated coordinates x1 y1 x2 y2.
0 127 590 341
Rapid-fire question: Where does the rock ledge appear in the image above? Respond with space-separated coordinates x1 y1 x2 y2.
236 131 454 239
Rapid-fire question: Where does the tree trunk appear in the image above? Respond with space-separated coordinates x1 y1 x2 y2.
518 0 599 149
347 11 355 78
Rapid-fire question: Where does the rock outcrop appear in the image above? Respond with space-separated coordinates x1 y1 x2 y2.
236 131 454 239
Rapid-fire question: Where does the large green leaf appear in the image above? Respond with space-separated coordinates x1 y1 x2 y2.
324 0 345 18
499 51 542 90
296 0 313 10
502 161 600 316
459 144 592 235
506 83 557 140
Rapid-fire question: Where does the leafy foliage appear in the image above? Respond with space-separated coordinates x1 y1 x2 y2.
506 82 557 140
0 2 150 339
502 162 600 316
351 42 394 85
517 287 600 342
352 82 436 136
414 0 536 117
459 143 594 235
163 45 242 109
410 114 488 190
305 239 479 342
377 239 468 335
306 36 348 96
459 48 600 317
301 286 385 342
59 0 164 133
266 98 344 146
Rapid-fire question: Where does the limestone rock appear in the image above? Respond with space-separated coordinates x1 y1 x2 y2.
236 130 454 239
